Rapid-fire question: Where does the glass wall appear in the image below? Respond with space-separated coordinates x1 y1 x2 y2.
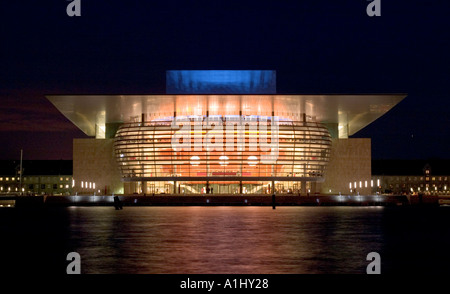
114 117 332 184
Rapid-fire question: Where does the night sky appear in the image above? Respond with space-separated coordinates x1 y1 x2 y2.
1 0 449 160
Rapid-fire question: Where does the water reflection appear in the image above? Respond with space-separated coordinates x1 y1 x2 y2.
68 206 385 274
3 206 449 274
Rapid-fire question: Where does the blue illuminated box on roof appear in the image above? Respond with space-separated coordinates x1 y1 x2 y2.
166 70 276 94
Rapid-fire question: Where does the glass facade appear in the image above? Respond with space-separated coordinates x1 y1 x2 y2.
114 116 331 194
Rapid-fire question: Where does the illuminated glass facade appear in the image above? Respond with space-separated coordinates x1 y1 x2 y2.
114 111 332 194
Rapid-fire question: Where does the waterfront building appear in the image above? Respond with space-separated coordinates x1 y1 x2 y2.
47 70 405 195
0 160 73 195
371 160 450 195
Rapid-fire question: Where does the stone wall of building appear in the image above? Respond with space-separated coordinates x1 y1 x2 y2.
73 139 123 195
320 138 372 195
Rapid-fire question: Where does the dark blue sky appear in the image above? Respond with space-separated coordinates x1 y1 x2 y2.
1 0 449 160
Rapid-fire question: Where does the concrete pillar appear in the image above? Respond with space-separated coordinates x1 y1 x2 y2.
142 181 147 194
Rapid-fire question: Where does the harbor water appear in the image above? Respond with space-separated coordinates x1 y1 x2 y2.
1 206 450 274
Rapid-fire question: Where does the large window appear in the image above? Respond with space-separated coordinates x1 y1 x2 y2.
114 118 332 181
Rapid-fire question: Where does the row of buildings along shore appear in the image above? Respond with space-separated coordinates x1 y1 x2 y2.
1 159 449 196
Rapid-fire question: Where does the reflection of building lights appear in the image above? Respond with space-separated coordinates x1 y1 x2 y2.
247 156 258 166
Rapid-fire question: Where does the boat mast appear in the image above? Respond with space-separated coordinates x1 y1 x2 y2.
19 149 23 195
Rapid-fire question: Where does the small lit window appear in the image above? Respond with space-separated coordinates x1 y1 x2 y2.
11 177 15 181
59 184 63 189
0 177 3 181
6 177 9 181
60 177 63 181
65 184 69 189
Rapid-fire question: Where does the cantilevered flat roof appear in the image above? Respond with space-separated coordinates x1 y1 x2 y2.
46 94 406 137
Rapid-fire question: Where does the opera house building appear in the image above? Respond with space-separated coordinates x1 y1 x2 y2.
47 70 405 196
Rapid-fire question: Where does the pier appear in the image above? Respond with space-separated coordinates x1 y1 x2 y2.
1 194 443 207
